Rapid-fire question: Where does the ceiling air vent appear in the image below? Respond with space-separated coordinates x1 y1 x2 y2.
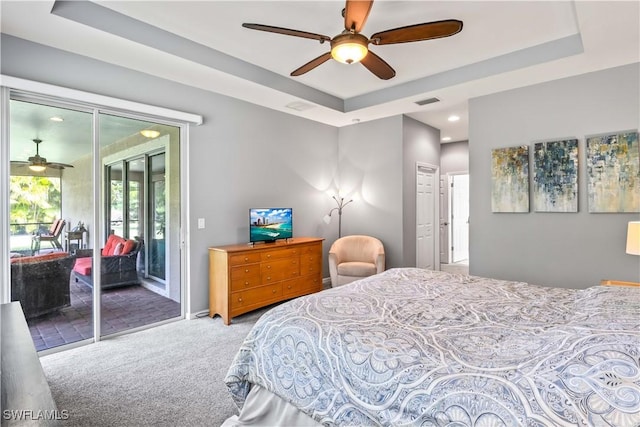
285 101 316 112
415 97 440 106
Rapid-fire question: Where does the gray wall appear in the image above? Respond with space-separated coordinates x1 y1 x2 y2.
336 116 404 268
1 35 339 314
441 140 469 175
402 116 441 267
469 63 640 288
332 115 441 269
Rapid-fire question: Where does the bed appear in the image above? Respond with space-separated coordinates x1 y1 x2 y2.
224 268 640 426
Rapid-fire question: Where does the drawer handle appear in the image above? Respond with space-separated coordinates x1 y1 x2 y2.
245 269 249 273
244 281 249 285
267 265 271 269
272 289 277 294
266 276 271 280
287 285 292 290
267 254 271 258
244 257 249 261
238 297 243 302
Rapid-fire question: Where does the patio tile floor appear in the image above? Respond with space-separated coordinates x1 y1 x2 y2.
27 276 181 352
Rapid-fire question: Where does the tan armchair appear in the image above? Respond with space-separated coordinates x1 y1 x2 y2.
328 235 385 287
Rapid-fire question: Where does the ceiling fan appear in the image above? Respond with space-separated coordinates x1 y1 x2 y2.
242 0 463 80
11 139 74 172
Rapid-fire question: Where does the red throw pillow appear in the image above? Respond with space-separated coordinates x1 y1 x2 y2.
121 239 137 255
103 235 125 256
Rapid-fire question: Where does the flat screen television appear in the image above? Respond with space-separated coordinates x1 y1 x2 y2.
249 208 293 243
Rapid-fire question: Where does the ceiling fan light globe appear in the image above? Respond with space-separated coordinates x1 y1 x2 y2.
29 164 46 172
330 33 369 64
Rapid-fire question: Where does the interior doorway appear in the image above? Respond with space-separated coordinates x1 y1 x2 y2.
439 172 470 265
416 163 439 270
450 174 469 263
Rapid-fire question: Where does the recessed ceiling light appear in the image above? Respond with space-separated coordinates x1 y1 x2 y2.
140 130 160 138
447 115 460 122
442 136 452 142
50 116 64 122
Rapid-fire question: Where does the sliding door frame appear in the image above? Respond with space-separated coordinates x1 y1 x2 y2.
0 75 201 349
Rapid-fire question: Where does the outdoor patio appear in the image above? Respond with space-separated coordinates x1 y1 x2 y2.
28 274 181 352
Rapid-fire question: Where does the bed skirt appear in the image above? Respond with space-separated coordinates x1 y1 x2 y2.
222 384 321 427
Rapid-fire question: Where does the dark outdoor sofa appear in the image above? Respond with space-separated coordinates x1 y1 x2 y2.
11 252 75 319
73 235 142 289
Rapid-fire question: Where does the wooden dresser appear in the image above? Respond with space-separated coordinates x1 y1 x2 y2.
209 237 323 325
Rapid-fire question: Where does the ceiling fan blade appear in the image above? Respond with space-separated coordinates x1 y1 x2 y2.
360 51 395 80
291 52 332 76
47 162 74 169
344 0 374 33
242 23 331 43
370 19 463 45
10 161 29 167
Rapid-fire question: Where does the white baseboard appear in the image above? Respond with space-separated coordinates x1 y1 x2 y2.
186 310 209 320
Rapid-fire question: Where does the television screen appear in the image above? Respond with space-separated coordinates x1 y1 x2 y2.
249 208 293 243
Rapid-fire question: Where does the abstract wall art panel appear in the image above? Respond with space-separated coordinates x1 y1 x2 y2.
586 131 639 212
533 139 578 212
491 145 529 212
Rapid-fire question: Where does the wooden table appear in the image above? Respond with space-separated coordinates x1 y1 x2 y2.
65 230 83 252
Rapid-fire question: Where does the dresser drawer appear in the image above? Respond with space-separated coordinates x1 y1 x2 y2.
283 276 322 297
231 283 282 310
262 258 300 282
281 278 299 296
230 264 261 282
301 248 321 270
300 275 322 293
299 243 322 255
261 247 300 261
229 252 261 266
230 275 263 292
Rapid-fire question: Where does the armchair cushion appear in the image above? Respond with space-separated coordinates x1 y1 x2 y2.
336 261 377 277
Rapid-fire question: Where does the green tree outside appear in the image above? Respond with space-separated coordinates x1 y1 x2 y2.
10 175 61 235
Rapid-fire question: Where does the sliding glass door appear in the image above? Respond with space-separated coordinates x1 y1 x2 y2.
8 97 94 351
100 113 181 337
5 93 184 352
148 153 166 281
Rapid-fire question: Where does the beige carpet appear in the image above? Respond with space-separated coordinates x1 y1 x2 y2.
40 308 269 427
440 261 469 275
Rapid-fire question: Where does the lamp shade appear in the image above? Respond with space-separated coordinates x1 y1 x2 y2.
626 221 640 255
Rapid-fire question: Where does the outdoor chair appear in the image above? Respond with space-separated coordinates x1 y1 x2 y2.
31 219 66 255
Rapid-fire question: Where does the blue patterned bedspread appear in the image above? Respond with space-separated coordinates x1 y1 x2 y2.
225 268 640 426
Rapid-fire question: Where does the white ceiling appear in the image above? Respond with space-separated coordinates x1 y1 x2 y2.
1 0 639 151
